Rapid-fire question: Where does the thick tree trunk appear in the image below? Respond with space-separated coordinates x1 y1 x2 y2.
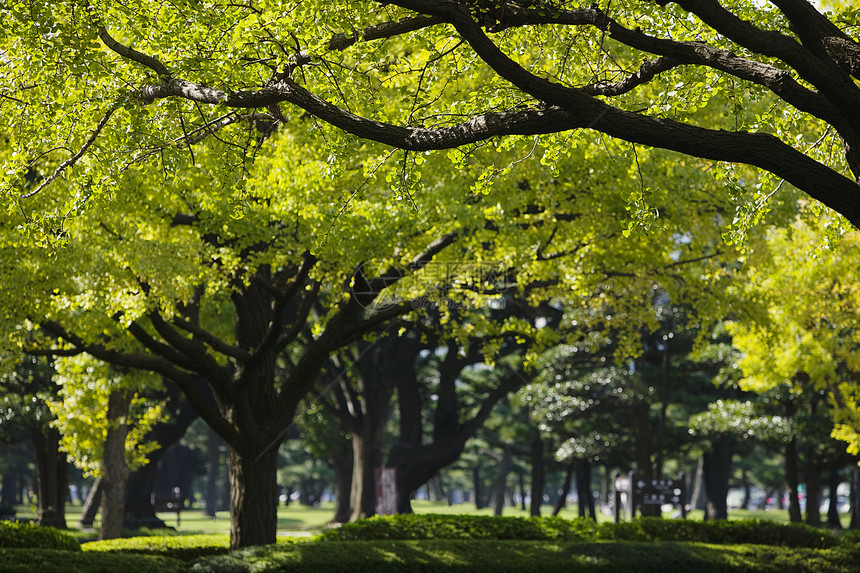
690 457 707 512
826 466 843 529
79 478 102 527
124 461 168 529
552 460 575 516
100 390 133 540
390 438 472 514
702 435 733 520
228 445 279 549
785 438 803 523
529 434 544 516
30 425 68 529
349 425 382 521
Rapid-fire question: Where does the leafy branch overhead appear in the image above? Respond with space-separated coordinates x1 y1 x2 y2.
2 0 858 228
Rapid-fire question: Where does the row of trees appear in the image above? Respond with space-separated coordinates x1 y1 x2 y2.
0 0 859 549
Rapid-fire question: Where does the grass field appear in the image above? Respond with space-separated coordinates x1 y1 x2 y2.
15 499 849 538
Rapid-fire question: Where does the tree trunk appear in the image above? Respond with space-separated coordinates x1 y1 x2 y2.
1 472 18 510
79 478 102 528
491 448 512 516
30 425 68 529
100 389 133 540
702 435 734 520
349 424 381 521
785 438 802 523
228 445 279 549
739 467 751 510
826 466 843 529
552 460 575 516
330 441 353 523
124 386 198 528
805 463 822 526
529 434 544 517
632 401 660 517
204 427 223 517
850 465 860 530
576 460 596 521
473 466 486 510
690 457 707 512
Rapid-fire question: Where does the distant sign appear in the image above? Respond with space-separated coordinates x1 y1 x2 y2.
614 472 687 522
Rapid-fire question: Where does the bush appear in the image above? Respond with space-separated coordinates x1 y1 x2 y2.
190 539 859 573
82 534 230 561
0 521 80 551
0 548 184 573
598 518 841 548
320 513 599 542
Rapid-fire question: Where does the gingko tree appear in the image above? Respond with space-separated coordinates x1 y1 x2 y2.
1 1 858 230
48 355 164 539
729 218 860 461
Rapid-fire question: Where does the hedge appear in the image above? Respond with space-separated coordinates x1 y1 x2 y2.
0 548 184 573
0 521 80 551
319 514 599 541
82 534 231 561
320 514 845 548
189 539 860 573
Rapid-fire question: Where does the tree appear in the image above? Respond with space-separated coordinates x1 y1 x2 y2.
0 355 68 528
2 1 858 230
48 356 164 539
729 219 860 459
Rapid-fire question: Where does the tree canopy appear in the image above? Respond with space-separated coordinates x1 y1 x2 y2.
2 0 858 233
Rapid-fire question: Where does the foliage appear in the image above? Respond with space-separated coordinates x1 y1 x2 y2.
46 355 164 477
0 548 184 573
81 534 229 561
689 400 793 443
320 514 845 550
729 219 860 454
0 521 80 551
189 539 858 573
319 513 599 541
597 518 840 549
1 0 857 233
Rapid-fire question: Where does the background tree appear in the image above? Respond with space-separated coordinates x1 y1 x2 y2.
48 356 163 539
0 355 68 528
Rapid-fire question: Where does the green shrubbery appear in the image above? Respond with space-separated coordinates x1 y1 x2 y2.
319 513 599 542
598 517 841 548
0 521 80 551
188 539 860 573
82 533 230 561
0 548 184 573
4 515 858 572
320 513 844 549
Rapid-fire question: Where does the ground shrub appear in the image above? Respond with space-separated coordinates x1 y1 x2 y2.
82 534 230 561
598 518 841 548
320 513 599 541
0 547 184 572
189 539 859 573
0 521 80 551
